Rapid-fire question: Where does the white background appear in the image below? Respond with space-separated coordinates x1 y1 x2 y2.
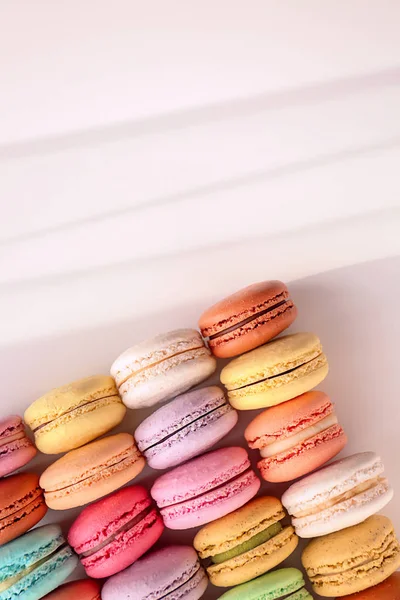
0 1 399 598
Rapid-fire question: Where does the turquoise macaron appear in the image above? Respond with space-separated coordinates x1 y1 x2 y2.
0 524 77 600
218 568 313 600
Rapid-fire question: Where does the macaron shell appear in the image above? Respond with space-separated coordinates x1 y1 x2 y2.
119 350 216 409
194 496 285 558
292 485 394 538
82 511 164 578
217 567 309 600
0 437 37 477
228 360 329 410
207 526 299 587
101 545 207 600
339 571 400 599
199 281 297 358
24 376 125 454
0 473 47 546
135 386 238 470
258 425 348 482
302 515 400 597
160 469 260 529
40 433 145 510
42 579 101 600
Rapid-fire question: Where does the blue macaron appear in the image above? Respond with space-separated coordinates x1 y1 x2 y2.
0 524 77 600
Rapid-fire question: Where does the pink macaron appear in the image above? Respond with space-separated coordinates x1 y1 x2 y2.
68 485 164 578
151 446 260 529
0 415 37 477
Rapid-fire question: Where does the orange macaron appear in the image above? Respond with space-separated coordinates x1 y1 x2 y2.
245 391 347 482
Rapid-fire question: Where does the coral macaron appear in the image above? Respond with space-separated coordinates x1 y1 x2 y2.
0 415 37 477
24 375 126 454
282 452 393 537
42 580 101 600
199 280 297 358
40 433 145 510
151 447 260 529
111 329 216 409
135 386 238 469
221 332 329 410
68 485 164 578
245 391 347 482
339 572 400 599
102 545 208 600
0 473 47 546
194 496 298 587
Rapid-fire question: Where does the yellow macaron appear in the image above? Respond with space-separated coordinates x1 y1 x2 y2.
24 375 126 454
193 496 298 587
302 514 400 597
220 332 328 410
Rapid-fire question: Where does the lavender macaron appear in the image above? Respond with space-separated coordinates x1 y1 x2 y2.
102 545 208 600
135 386 238 470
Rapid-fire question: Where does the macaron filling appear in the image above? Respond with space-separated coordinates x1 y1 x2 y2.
207 295 292 340
211 522 283 564
260 413 339 458
0 430 25 446
31 394 121 433
79 505 156 559
159 560 204 600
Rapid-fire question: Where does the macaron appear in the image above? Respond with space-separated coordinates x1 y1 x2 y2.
0 472 47 546
282 452 394 537
0 415 37 477
302 515 400 597
24 375 126 454
68 485 164 578
111 328 217 409
199 280 297 358
102 545 208 600
42 579 101 600
220 332 329 410
0 524 78 600
194 496 298 587
135 386 238 469
218 568 313 600
245 391 347 482
338 572 400 599
40 433 145 510
151 446 260 529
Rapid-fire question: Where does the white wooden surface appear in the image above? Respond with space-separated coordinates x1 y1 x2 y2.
0 2 399 597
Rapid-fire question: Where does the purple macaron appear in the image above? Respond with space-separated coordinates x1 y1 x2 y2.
134 386 238 470
102 545 208 600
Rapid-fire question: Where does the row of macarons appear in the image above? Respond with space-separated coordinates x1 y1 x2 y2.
1 445 398 596
13 280 329 460
1 462 399 600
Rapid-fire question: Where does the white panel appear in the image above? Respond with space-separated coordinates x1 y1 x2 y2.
0 0 399 144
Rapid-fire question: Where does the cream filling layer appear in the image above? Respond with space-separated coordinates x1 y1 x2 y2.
0 543 67 592
260 413 338 458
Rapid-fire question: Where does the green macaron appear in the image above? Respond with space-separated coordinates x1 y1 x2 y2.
218 568 313 600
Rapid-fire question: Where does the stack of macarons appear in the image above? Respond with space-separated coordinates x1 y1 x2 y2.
0 278 398 600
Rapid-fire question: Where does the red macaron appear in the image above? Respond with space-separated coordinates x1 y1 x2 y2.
68 485 164 578
42 579 101 599
245 391 347 482
199 280 297 358
0 473 47 546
